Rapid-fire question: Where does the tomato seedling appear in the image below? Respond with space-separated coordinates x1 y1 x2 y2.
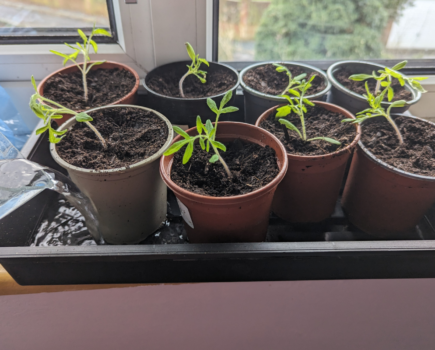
179 42 209 98
273 63 307 96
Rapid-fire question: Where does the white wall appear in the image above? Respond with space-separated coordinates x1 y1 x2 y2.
1 279 435 349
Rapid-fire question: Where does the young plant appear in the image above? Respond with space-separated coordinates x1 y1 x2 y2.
179 42 209 98
275 77 340 145
50 24 111 101
349 60 427 101
29 76 107 148
163 90 239 178
342 82 406 144
273 63 307 96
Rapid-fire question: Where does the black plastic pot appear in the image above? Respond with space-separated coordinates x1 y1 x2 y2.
239 61 331 124
143 61 239 127
327 60 421 115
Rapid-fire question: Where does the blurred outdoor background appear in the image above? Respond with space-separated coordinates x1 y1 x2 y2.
219 0 435 61
0 0 109 34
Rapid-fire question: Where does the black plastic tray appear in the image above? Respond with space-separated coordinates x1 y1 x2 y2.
2 93 435 285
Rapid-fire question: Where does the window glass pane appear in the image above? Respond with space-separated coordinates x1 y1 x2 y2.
0 0 110 35
218 0 435 61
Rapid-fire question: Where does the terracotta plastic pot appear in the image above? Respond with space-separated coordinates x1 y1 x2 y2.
160 122 288 243
256 101 361 223
50 105 173 245
144 61 239 127
240 61 331 124
38 61 140 126
342 116 435 238
327 60 421 115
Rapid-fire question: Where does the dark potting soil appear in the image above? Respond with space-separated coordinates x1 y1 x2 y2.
171 139 279 197
243 64 326 96
146 65 237 98
260 105 357 156
334 68 413 102
43 68 136 110
56 107 168 170
362 116 435 177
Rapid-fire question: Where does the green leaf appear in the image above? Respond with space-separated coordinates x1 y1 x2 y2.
185 42 195 61
387 87 394 102
390 100 407 108
209 128 216 139
77 29 87 44
51 115 64 119
205 120 213 133
209 154 219 163
279 119 302 139
199 137 205 150
308 137 341 145
341 118 355 123
89 39 98 53
411 77 428 81
221 106 239 114
294 73 307 81
92 28 111 37
349 74 373 81
50 50 68 58
391 60 407 71
173 125 191 140
196 75 206 84
48 129 62 144
276 105 291 118
52 128 68 136
219 90 233 109
31 76 38 91
163 139 190 156
287 89 300 97
211 140 226 152
64 43 79 51
75 112 93 122
198 58 209 67
183 141 194 164
35 125 48 135
207 98 219 113
196 116 203 134
303 98 315 106
206 140 210 152
411 81 427 93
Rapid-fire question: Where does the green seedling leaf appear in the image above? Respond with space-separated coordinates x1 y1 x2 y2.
279 118 302 139
183 141 194 164
52 129 68 136
207 98 219 113
220 90 233 109
198 58 209 67
387 86 394 101
51 115 64 119
209 154 219 163
209 128 216 139
391 60 407 71
89 39 98 53
221 106 239 114
77 29 87 43
276 105 291 118
287 89 300 97
211 140 226 152
185 42 196 61
31 76 38 91
92 28 111 37
308 137 341 145
341 118 355 123
205 120 213 133
389 100 407 108
199 137 205 150
196 75 206 83
206 140 210 152
411 77 428 81
294 73 307 81
35 125 48 135
411 81 426 93
349 74 373 81
196 116 203 134
75 112 93 122
163 139 190 156
303 98 315 106
173 125 191 140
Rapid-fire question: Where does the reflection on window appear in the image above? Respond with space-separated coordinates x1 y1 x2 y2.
0 0 109 35
219 0 435 61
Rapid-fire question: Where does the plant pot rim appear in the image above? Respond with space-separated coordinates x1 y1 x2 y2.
255 100 361 160
37 61 140 113
239 61 331 102
358 114 435 182
160 121 288 203
143 61 240 101
50 104 174 174
326 60 422 107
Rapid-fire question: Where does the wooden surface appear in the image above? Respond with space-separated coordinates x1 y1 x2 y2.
0 264 146 296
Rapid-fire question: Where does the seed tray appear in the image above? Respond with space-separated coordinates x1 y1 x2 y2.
1 94 435 285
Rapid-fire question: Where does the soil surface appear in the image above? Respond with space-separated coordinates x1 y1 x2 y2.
334 68 413 102
243 64 326 96
260 105 357 156
147 64 237 98
43 68 136 111
362 116 435 176
57 107 168 170
171 139 279 197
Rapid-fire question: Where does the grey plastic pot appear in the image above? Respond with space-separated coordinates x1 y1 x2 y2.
327 60 421 115
50 105 173 245
143 61 239 128
239 61 331 124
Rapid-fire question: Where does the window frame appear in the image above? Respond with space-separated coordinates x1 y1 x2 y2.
0 0 118 45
